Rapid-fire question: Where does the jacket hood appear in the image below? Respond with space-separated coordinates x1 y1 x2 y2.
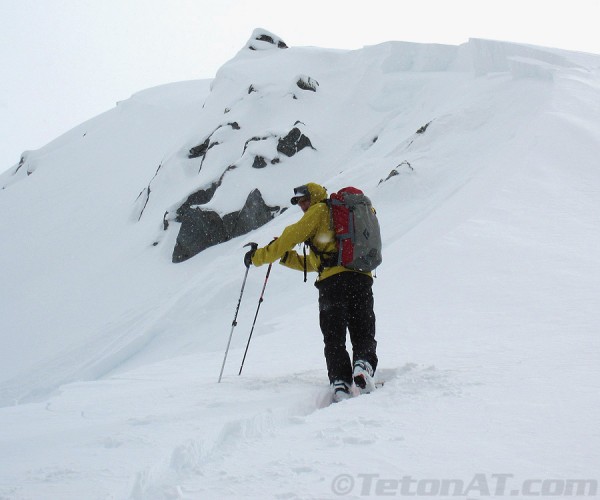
290 182 328 206
306 183 327 206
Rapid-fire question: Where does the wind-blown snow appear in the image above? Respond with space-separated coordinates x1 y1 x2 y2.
1 33 600 499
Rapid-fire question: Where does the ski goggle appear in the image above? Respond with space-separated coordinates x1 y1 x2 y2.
290 185 310 205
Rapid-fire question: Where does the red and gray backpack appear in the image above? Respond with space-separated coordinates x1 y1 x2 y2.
328 187 382 272
305 187 382 279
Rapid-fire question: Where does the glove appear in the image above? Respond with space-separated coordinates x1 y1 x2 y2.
244 249 256 268
243 242 258 268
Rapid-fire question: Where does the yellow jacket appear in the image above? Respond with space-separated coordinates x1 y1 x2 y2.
251 183 370 282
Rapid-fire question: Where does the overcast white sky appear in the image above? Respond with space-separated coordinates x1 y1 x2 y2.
1 0 599 171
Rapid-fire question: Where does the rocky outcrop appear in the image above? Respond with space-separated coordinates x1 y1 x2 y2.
378 161 414 185
170 121 314 262
252 156 268 169
172 210 227 263
172 189 280 263
241 126 314 168
296 75 319 92
247 29 288 51
188 138 213 159
223 189 281 239
416 121 431 134
277 127 315 157
188 122 240 173
177 183 220 210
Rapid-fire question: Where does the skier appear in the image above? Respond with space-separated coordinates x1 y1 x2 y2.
244 183 377 402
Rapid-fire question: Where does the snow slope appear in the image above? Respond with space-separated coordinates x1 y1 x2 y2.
1 31 600 499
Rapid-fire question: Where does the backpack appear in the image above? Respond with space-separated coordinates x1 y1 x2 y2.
328 187 382 272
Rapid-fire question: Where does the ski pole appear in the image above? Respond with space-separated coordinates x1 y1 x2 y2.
238 261 273 376
218 243 256 383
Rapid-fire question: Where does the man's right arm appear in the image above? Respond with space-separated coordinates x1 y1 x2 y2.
251 210 317 266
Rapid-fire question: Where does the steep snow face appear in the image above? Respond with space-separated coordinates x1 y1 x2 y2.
1 33 600 498
1 33 599 401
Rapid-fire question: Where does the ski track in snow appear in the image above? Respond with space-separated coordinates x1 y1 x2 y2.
2 358 429 496
2 362 467 499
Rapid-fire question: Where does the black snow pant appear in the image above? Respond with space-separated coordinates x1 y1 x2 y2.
316 272 377 385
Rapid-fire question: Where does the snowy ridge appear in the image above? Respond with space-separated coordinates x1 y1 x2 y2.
1 32 600 498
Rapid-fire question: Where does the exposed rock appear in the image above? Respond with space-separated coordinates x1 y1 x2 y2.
407 122 433 148
277 127 315 157
378 169 399 185
296 76 319 92
243 136 282 168
378 161 414 185
12 153 35 177
135 162 165 221
14 155 26 174
172 209 228 263
135 186 151 221
188 138 211 159
256 33 288 48
188 122 240 159
416 121 432 134
223 189 280 240
172 189 280 263
252 156 268 169
246 28 288 51
243 135 273 155
178 183 219 210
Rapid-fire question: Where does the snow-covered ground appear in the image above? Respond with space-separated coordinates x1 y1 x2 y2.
1 31 599 499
